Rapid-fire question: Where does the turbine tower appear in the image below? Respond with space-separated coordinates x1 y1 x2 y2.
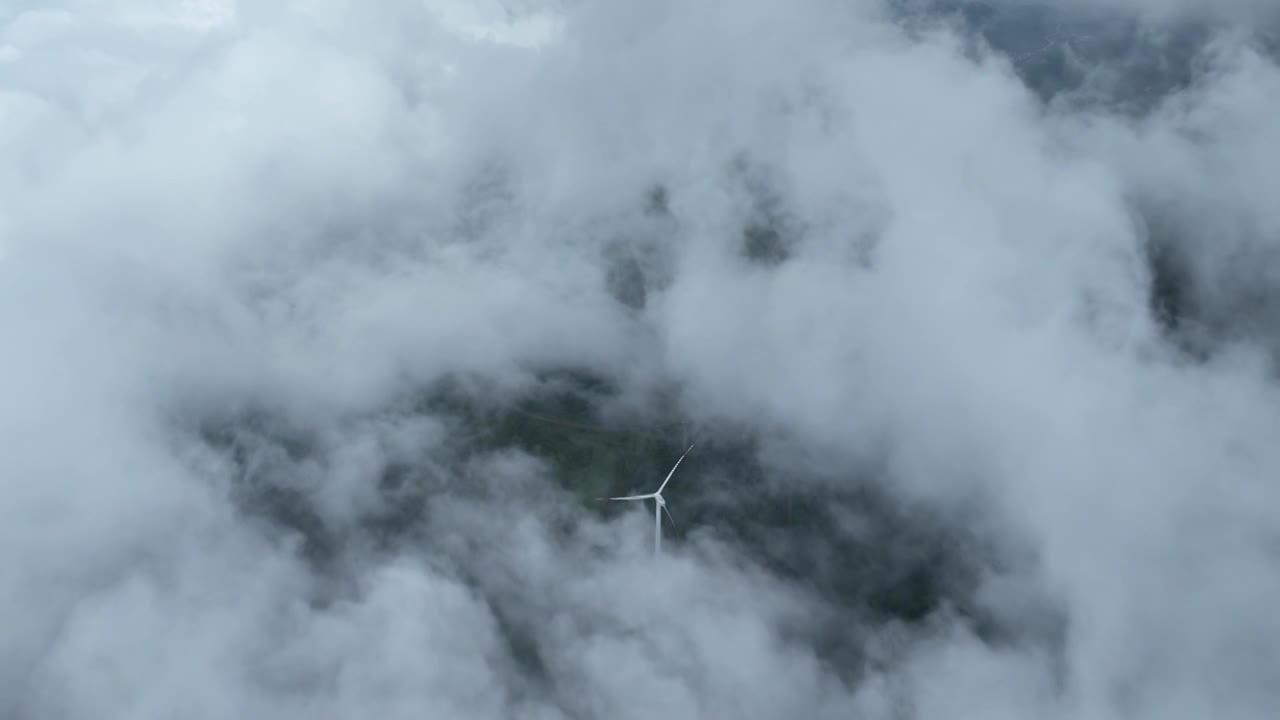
602 443 695 554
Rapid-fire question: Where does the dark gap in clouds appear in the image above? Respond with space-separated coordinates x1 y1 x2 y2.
1134 192 1280 366
416 369 688 501
194 364 1017 692
198 412 344 572
603 184 681 312
194 363 1024 681
435 524 561 706
428 371 992 644
1138 207 1217 360
605 249 648 311
896 1 1220 114
683 449 974 621
729 155 802 267
644 184 671 217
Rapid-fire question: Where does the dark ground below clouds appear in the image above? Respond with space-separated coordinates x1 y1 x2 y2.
196 364 1064 685
901 1 1279 112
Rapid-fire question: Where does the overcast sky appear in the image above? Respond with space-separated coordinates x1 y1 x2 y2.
3 1 1280 718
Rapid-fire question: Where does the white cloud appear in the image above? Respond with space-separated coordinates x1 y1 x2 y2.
2 1 1279 718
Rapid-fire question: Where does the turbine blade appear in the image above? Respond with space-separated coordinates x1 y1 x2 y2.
604 494 654 501
662 504 676 529
655 442 696 495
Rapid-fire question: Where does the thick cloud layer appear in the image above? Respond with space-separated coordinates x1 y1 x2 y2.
3 1 1279 718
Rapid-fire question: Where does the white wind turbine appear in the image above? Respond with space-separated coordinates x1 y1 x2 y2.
602 443 696 554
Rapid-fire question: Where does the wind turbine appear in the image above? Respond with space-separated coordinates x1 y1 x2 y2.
602 443 696 554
